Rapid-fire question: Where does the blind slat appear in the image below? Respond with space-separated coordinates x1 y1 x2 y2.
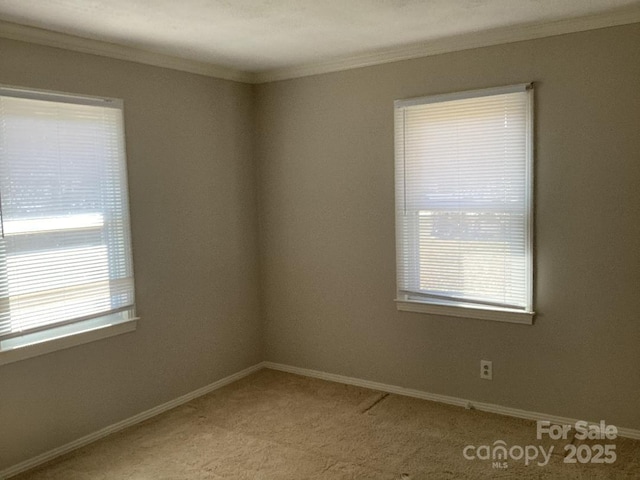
0 90 135 338
395 86 533 312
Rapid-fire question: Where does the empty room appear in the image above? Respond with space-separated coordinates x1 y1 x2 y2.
0 1 639 478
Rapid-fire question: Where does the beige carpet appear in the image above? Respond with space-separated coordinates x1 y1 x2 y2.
15 369 640 479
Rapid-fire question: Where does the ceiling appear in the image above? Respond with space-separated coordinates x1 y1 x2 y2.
1 0 640 82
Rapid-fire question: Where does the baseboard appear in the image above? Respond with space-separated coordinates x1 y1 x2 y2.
263 361 640 440
0 362 265 480
4 360 638 478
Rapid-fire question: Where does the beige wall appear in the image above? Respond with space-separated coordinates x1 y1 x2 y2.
256 24 640 430
2 21 640 473
0 38 262 470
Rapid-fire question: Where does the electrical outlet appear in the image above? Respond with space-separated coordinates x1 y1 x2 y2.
480 360 492 380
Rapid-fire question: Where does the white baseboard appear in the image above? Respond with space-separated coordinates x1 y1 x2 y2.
263 361 640 441
4 360 639 479
0 362 265 480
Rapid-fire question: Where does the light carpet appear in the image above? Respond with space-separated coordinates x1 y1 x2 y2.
14 369 640 479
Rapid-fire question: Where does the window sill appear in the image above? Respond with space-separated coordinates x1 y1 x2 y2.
396 299 534 325
0 315 138 366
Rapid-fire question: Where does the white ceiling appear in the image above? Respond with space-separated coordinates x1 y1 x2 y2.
1 0 640 81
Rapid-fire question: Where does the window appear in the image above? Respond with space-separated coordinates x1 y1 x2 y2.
394 84 534 324
0 85 136 364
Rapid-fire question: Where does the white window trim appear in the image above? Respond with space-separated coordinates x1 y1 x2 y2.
395 83 535 324
0 84 138 362
396 299 534 325
0 314 138 365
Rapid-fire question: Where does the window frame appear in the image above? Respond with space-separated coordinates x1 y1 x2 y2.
394 84 535 325
0 84 138 365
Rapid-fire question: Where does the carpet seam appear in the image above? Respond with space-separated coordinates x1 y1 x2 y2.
361 392 390 414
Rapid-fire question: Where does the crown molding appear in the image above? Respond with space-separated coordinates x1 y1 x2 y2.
1 7 640 86
254 8 640 83
0 20 254 83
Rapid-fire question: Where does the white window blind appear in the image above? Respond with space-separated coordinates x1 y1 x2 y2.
0 86 135 345
395 84 533 320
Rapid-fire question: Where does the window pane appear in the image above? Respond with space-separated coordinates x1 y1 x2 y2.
395 86 533 313
0 90 135 338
